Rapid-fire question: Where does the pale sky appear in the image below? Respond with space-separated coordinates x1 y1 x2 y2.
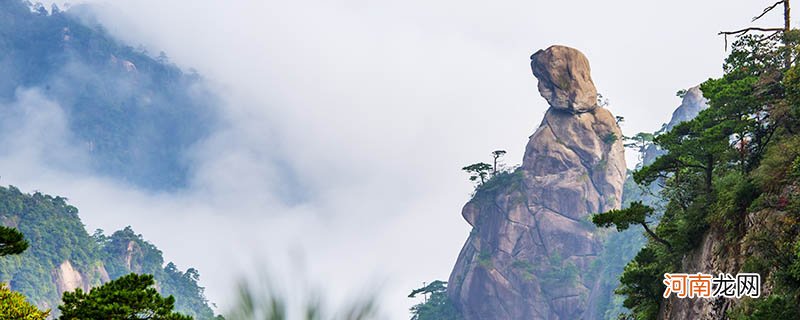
7 0 793 318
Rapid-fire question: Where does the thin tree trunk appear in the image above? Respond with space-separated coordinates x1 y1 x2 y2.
705 155 714 197
641 222 672 252
785 0 791 32
786 0 792 68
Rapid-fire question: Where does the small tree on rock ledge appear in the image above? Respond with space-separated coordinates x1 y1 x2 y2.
462 162 493 187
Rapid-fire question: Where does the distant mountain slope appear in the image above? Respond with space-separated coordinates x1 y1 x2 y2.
0 185 219 319
641 86 708 166
0 0 218 190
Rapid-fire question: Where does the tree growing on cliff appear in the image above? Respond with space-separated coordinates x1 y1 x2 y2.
59 273 192 320
491 150 506 175
624 133 654 162
408 281 460 320
592 202 671 251
462 162 492 186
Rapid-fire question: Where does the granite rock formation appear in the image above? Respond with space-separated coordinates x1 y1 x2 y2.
448 45 626 319
530 46 599 114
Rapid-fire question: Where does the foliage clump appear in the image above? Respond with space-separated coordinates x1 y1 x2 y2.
0 283 50 320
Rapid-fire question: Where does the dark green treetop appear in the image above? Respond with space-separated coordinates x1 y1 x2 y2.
462 163 493 186
0 225 28 256
59 273 192 320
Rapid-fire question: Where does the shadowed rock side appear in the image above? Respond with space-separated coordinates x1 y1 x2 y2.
448 45 626 319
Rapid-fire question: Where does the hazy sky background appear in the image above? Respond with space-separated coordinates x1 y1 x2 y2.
4 0 793 318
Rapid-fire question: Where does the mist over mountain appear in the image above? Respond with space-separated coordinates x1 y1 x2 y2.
0 1 226 318
0 3 225 318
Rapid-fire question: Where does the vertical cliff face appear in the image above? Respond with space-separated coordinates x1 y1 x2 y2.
53 260 89 295
448 45 626 319
52 260 109 305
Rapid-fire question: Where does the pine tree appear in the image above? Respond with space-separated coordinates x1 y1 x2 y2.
59 273 192 320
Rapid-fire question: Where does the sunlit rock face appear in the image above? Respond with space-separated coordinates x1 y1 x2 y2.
448 45 626 320
530 45 599 114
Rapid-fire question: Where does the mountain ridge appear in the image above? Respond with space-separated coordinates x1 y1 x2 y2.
0 185 219 319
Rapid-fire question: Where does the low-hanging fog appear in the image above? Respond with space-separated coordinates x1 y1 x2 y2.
5 0 791 318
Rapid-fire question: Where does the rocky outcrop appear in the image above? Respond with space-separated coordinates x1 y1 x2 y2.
50 260 110 303
448 45 626 319
530 46 599 114
53 260 92 295
125 240 143 273
642 86 708 166
667 86 707 128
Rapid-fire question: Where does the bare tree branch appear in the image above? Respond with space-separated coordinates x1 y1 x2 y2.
718 0 791 56
719 27 785 49
753 0 786 22
719 27 786 36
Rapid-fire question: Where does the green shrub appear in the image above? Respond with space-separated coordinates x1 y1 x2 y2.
476 251 492 269
472 169 522 199
752 136 800 192
0 283 49 320
708 172 759 239
511 260 536 282
729 295 800 320
792 156 800 179
603 133 619 145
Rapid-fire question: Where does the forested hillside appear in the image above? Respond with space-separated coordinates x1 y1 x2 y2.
595 27 800 320
0 0 218 190
0 185 218 319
